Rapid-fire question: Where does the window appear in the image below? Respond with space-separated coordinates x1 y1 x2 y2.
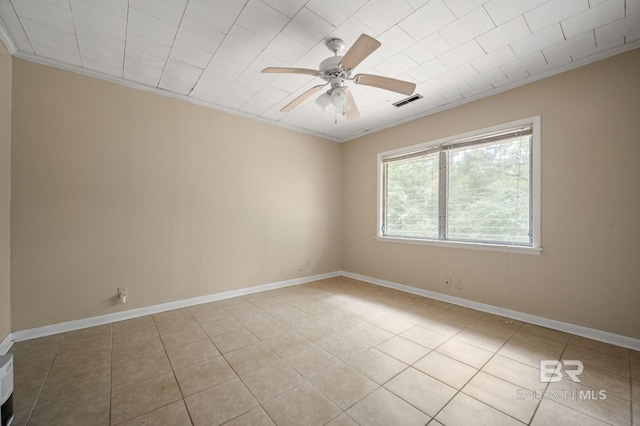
378 117 541 254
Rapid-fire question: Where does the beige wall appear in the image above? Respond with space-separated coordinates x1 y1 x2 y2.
342 48 640 339
0 44 11 342
10 59 342 330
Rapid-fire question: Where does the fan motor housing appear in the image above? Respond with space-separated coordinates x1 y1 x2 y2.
319 56 349 80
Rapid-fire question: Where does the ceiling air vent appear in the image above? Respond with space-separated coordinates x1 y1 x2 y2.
393 94 423 107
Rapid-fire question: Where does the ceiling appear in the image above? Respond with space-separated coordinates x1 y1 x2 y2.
0 0 639 142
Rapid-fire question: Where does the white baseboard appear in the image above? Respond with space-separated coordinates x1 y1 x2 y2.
9 270 640 352
11 271 341 342
341 271 640 352
0 332 12 355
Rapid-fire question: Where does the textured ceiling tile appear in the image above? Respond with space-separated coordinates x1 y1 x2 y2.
594 12 640 44
236 0 289 41
561 0 625 39
72 0 126 40
21 18 81 64
357 0 414 35
523 0 589 33
375 53 419 77
543 31 595 64
404 32 452 64
130 0 188 26
159 58 203 95
510 24 565 58
476 16 531 53
12 0 75 33
438 40 486 69
439 6 495 47
471 45 518 73
262 0 306 18
398 0 456 41
281 7 335 47
127 8 178 47
169 39 214 69
484 0 548 26
442 0 487 18
185 0 245 34
306 0 367 27
0 1 33 53
176 16 225 53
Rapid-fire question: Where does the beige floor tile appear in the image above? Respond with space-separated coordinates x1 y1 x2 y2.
185 377 257 425
155 315 199 335
28 391 110 426
110 372 182 425
264 332 314 357
112 316 156 334
284 344 343 380
463 371 540 424
634 380 640 405
531 399 610 426
563 344 631 378
12 351 56 391
9 335 63 358
325 413 359 426
470 317 522 340
263 381 341 426
200 317 244 338
244 318 292 341
10 385 40 425
211 328 259 353
39 364 111 403
519 323 570 344
547 379 631 425
400 325 450 349
344 321 394 346
634 403 640 426
314 332 370 361
435 392 524 426
225 341 280 374
419 316 466 337
158 322 208 349
375 335 430 364
112 333 165 365
482 354 543 391
565 364 631 401
118 400 192 426
497 341 564 369
347 348 407 384
508 330 567 353
385 367 456 416
310 364 378 409
346 387 430 426
165 338 220 369
153 308 193 323
455 329 507 353
413 351 478 389
240 358 305 403
370 315 415 334
189 303 231 324
436 338 493 369
174 356 236 396
224 406 275 426
112 351 172 390
568 335 630 359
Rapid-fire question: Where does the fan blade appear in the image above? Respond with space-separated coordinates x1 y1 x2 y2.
281 85 324 112
345 88 360 121
340 34 381 71
353 74 416 95
262 67 319 76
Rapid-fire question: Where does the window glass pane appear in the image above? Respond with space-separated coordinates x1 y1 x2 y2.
385 154 439 238
447 136 531 244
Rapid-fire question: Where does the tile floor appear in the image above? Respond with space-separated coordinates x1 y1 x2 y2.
8 277 640 425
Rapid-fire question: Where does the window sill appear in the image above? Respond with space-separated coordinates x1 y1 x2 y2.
376 236 542 255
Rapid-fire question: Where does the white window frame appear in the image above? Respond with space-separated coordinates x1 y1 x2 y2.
377 116 542 255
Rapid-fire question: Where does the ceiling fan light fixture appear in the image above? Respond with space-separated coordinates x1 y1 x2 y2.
315 92 332 110
330 87 347 107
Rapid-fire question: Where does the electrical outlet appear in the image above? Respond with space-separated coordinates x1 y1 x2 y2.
455 280 463 290
444 276 452 287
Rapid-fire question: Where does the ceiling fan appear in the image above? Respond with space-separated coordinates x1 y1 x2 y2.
262 34 416 122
